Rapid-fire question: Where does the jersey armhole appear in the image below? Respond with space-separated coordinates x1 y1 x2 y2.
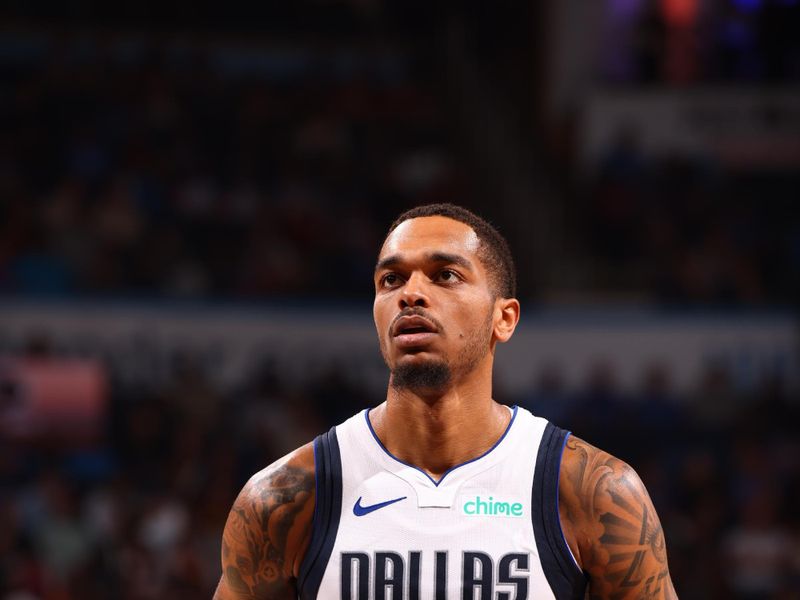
531 422 588 599
557 433 582 571
297 427 342 599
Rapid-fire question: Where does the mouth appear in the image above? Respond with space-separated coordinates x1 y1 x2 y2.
392 315 438 348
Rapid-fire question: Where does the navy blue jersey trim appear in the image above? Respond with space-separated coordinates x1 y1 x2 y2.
531 422 587 599
297 427 342 599
364 405 519 486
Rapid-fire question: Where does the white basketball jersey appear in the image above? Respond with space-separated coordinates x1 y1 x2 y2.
298 406 586 599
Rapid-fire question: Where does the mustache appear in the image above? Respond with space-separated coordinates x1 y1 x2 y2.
388 307 444 337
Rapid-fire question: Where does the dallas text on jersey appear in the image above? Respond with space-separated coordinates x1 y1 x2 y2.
340 550 530 600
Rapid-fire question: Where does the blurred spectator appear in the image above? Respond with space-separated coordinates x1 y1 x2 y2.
518 362 575 425
722 487 795 598
570 360 629 453
689 362 742 433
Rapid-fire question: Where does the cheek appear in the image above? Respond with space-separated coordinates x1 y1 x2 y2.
460 303 495 339
373 299 390 339
453 306 488 339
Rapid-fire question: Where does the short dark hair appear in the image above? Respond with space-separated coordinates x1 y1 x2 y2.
386 203 517 298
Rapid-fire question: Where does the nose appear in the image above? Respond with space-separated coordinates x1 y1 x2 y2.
399 272 429 309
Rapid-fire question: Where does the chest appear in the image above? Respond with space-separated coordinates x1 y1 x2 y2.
310 409 559 600
330 472 543 600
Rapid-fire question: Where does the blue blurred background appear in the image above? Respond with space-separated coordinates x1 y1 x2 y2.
0 1 798 598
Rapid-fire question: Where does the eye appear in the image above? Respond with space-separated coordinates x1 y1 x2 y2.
380 273 402 288
436 269 461 283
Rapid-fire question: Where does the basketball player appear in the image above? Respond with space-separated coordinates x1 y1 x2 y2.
213 204 678 599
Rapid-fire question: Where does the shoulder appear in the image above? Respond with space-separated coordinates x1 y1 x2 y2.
559 436 646 543
558 435 677 598
216 442 316 599
560 435 643 518
241 442 316 512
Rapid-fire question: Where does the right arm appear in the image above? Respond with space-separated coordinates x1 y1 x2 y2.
213 443 316 600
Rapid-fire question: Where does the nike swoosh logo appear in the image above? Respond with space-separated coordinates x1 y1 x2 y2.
353 495 407 516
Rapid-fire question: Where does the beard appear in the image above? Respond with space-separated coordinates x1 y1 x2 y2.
391 359 452 392
386 307 493 394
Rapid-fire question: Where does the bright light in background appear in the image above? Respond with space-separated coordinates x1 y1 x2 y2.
660 0 699 26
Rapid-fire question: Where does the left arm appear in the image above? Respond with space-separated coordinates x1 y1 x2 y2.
559 436 678 599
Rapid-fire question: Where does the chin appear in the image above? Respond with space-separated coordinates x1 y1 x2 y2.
390 359 452 392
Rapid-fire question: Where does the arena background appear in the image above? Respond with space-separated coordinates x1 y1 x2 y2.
0 2 798 598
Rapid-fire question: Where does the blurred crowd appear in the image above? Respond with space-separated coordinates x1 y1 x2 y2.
0 29 463 300
1 26 797 305
591 0 800 308
1 344 798 599
601 0 800 84
583 132 800 304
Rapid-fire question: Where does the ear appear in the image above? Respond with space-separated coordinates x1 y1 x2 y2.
493 297 520 344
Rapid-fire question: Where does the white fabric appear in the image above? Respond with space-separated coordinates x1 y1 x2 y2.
314 406 558 600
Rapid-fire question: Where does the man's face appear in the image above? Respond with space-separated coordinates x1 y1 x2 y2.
373 216 498 392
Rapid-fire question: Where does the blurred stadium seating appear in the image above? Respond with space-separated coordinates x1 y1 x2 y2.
1 2 798 598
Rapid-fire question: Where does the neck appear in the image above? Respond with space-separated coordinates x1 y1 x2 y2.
370 362 511 480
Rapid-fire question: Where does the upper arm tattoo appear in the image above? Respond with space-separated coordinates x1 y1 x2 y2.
562 437 678 600
217 460 315 600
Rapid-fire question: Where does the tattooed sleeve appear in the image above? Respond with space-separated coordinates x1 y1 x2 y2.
213 445 315 600
560 437 678 600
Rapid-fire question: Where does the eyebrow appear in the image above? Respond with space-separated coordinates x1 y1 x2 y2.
375 251 474 273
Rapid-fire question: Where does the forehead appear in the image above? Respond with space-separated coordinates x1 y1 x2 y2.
379 216 481 261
